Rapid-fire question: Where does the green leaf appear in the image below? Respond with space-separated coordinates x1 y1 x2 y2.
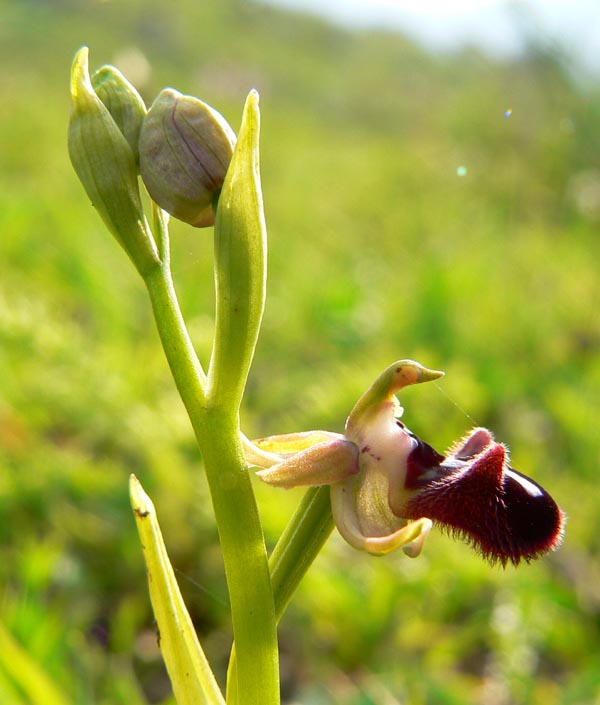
129 475 225 705
0 623 72 705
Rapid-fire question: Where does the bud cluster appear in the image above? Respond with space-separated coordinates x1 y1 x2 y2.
68 47 237 276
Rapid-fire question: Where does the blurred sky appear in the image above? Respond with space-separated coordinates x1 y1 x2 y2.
259 0 600 77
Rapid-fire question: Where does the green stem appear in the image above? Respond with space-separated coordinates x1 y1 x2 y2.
144 265 207 402
144 264 278 705
226 486 334 703
270 486 334 621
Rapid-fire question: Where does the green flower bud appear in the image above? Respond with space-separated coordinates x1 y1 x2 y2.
139 89 236 228
68 47 159 276
91 64 147 166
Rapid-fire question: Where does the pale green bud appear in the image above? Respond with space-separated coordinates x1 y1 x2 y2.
68 47 159 276
91 64 147 166
139 89 236 228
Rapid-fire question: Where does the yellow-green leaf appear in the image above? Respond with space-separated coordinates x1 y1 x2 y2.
129 475 225 705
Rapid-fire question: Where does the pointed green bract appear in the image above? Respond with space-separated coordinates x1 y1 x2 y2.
129 475 225 705
68 47 159 276
208 90 266 412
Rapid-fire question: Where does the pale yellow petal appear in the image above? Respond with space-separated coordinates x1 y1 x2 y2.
330 481 432 556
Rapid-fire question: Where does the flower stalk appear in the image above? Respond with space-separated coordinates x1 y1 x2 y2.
70 48 279 703
140 91 279 703
142 256 279 703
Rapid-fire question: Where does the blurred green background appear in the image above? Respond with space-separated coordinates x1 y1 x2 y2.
1 0 600 703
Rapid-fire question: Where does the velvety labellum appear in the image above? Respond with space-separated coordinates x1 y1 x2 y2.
403 434 564 565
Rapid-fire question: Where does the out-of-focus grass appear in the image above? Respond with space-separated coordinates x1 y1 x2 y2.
1 1 599 703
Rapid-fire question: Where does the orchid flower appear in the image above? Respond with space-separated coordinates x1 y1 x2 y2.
251 360 564 565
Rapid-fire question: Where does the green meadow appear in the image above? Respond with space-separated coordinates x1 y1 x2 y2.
1 1 600 703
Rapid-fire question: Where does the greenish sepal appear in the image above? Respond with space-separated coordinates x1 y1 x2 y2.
256 437 359 488
91 64 147 166
242 430 343 468
129 475 225 705
139 89 236 227
208 90 266 413
68 47 160 277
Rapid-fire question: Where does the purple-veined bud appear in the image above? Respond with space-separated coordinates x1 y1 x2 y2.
139 89 236 227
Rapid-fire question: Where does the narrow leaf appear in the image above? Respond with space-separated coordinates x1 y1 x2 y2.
0 623 71 705
129 475 225 705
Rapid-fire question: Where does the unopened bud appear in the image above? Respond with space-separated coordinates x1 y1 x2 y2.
139 89 236 227
91 65 147 166
68 47 159 276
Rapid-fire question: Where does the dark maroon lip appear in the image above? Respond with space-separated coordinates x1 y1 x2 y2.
499 466 564 561
403 429 446 490
400 430 564 565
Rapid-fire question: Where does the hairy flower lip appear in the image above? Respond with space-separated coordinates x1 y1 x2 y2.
397 431 565 565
